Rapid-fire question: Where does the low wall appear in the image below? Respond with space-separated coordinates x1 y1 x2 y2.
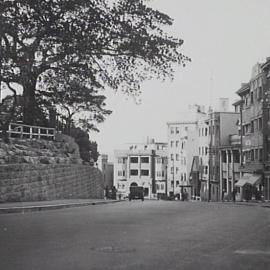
0 164 103 202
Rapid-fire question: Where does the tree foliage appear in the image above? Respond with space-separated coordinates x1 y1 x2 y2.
70 127 99 162
0 0 189 126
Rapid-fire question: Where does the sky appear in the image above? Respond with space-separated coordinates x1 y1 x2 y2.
91 0 270 161
2 0 270 161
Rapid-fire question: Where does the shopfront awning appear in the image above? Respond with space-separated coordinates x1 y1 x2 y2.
235 174 262 187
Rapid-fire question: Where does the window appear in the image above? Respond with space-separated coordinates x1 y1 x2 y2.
199 147 201 155
185 126 188 131
176 167 179 174
117 170 125 177
141 170 149 176
130 170 138 176
171 154 174 161
259 149 263 161
162 171 165 177
130 157 138 163
176 141 179 147
176 154 179 161
176 127 180 134
171 181 174 186
156 157 162 164
141 157 149 163
118 158 125 164
205 127 208 136
251 149 254 161
205 147 208 155
171 167 174 174
171 128 174 134
176 180 180 186
161 184 165 190
204 166 208 175
250 91 254 105
250 121 254 133
234 151 240 163
255 149 258 160
184 173 186 181
258 118 263 130
222 151 226 163
170 141 174 147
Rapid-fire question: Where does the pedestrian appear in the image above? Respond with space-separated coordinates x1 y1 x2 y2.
232 188 236 203
175 185 181 200
111 186 117 200
222 189 225 202
105 185 109 200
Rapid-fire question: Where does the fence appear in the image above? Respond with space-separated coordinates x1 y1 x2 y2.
4 122 55 140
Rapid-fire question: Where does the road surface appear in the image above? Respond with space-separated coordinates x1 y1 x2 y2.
0 201 269 270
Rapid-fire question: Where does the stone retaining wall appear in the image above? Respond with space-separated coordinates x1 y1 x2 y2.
0 164 103 202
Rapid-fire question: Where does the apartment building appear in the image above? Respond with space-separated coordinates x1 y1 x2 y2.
234 60 270 201
205 109 239 201
114 139 167 199
167 105 207 199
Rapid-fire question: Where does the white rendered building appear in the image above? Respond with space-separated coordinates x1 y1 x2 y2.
114 139 167 199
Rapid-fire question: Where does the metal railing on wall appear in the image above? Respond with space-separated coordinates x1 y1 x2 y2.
3 122 55 140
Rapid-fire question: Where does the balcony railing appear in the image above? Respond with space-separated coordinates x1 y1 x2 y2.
3 122 55 140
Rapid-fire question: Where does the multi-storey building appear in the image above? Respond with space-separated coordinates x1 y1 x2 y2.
205 109 239 201
234 60 270 201
114 139 167 199
167 105 207 199
97 154 114 190
188 100 239 201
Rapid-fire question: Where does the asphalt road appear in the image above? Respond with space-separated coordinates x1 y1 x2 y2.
0 201 269 270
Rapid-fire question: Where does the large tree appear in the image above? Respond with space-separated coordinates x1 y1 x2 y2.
0 0 190 125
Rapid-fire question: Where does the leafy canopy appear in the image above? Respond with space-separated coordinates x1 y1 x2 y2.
0 0 190 125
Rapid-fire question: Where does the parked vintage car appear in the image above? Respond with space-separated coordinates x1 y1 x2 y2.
129 186 144 201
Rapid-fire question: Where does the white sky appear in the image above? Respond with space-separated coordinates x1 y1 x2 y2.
2 0 270 161
91 0 270 161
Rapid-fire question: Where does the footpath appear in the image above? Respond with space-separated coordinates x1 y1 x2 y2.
0 199 123 214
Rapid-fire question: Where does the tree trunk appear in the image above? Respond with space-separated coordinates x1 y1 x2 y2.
22 80 36 125
1 123 10 143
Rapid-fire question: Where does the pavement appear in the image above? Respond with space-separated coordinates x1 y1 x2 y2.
0 198 123 214
0 198 269 214
0 200 269 270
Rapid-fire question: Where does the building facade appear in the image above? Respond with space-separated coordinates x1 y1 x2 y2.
97 154 114 190
234 60 270 201
167 121 197 198
114 139 167 199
